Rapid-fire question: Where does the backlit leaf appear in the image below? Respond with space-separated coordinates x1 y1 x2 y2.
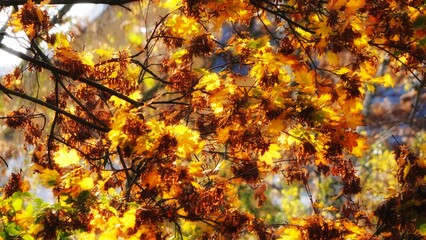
259 144 281 165
53 147 80 168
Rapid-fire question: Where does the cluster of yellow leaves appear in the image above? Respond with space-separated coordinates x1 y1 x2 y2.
203 0 254 26
169 124 204 157
164 14 202 42
109 90 141 108
86 203 147 240
108 109 204 158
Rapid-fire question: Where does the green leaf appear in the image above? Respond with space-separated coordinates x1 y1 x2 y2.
12 196 23 212
413 15 426 29
23 234 35 240
5 223 22 236
416 217 426 236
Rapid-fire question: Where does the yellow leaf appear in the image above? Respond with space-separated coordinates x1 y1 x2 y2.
294 68 314 87
109 95 127 108
161 0 182 10
350 17 364 31
295 26 312 38
196 70 221 91
277 227 302 240
165 14 201 37
53 147 80 168
78 177 94 191
343 221 365 235
144 167 160 190
216 127 230 144
189 161 203 177
266 119 284 135
28 223 43 235
39 168 60 187
211 101 224 115
351 137 367 157
366 83 375 92
16 203 34 226
129 90 142 101
260 144 281 165
99 228 119 240
354 35 368 48
171 48 189 64
80 52 94 67
326 52 339 67
120 207 136 231
417 157 426 169
335 67 351 75
316 20 333 38
403 162 411 180
346 0 365 13
128 32 143 46
383 74 394 88
169 125 204 158
53 33 70 48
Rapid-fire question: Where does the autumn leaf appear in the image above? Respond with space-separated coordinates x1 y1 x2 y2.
189 161 204 177
53 147 80 168
161 0 182 10
39 168 60 187
335 67 351 75
277 227 302 240
195 69 221 92
144 166 160 190
169 124 204 158
120 207 137 231
259 144 281 165
78 177 94 191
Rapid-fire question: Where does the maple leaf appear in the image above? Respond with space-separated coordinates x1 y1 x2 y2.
78 177 94 191
120 207 137 231
53 146 80 168
169 124 204 158
294 68 315 90
144 166 160 190
195 70 221 92
165 14 201 37
39 168 60 187
351 137 367 157
259 144 281 165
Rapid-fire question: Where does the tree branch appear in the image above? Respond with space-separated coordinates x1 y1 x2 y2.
0 0 138 6
0 83 110 132
0 42 142 107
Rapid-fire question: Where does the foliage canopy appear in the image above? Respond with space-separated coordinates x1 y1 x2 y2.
0 0 425 239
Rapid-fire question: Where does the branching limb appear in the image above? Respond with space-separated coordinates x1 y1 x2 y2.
0 83 110 132
0 42 142 107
